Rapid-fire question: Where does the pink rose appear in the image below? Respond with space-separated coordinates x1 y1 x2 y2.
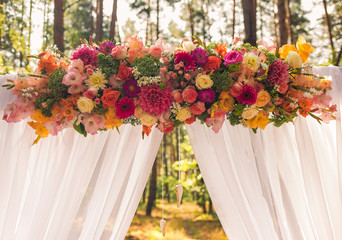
223 50 243 66
118 64 133 81
157 120 174 133
83 89 97 99
172 89 183 103
159 111 171 123
109 75 124 89
278 83 288 94
149 45 163 58
189 101 206 115
229 83 242 97
182 87 198 103
111 45 127 60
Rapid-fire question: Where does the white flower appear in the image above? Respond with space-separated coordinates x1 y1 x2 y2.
285 51 303 69
181 40 195 52
242 52 261 72
85 71 107 90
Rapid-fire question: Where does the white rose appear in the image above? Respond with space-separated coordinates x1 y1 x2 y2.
77 97 95 113
175 107 192 121
285 51 303 69
140 112 158 127
241 107 258 120
182 40 195 52
195 74 213 90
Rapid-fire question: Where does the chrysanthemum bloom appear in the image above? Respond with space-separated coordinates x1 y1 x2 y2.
115 97 136 119
192 48 208 66
71 44 100 67
242 52 261 72
138 83 173 115
266 59 290 86
85 70 108 90
236 85 257 105
123 79 141 97
198 89 215 103
174 52 196 71
99 40 115 55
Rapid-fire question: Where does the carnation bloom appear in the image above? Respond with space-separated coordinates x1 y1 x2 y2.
266 59 290 86
192 48 208 66
174 52 196 71
71 44 100 67
99 40 115 55
236 85 257 105
224 50 243 67
198 89 215 103
123 79 140 97
85 70 108 90
138 83 173 115
115 97 136 119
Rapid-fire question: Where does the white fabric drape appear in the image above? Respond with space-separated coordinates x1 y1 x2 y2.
0 74 163 240
186 67 342 240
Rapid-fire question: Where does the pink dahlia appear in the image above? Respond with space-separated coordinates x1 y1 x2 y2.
115 97 136 119
138 84 173 115
174 52 196 71
99 40 115 55
236 85 257 105
71 44 100 67
266 59 290 86
192 48 208 66
198 89 215 103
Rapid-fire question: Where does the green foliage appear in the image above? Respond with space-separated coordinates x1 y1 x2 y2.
132 54 162 77
97 53 120 78
227 112 240 126
265 51 276 64
233 103 244 116
211 70 233 92
34 94 55 117
73 121 87 137
48 67 68 98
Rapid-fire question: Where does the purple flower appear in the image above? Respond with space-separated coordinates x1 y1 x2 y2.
192 48 208 66
71 44 100 67
266 59 290 86
99 40 115 55
236 85 257 105
123 79 140 97
223 50 243 67
174 52 196 71
198 89 215 103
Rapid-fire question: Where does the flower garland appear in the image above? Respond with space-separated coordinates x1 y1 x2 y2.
2 36 336 143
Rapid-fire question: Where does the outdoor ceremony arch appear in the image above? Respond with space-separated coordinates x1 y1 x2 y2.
0 66 341 240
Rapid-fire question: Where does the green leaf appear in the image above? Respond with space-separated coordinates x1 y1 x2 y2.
73 121 87 137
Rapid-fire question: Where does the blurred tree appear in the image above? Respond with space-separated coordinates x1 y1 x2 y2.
95 0 103 42
109 0 118 40
241 0 257 46
146 156 158 216
276 0 288 45
54 0 64 52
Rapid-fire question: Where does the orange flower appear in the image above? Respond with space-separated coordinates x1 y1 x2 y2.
278 44 297 59
296 36 315 62
38 53 58 75
142 125 152 137
184 115 196 124
215 43 228 58
282 101 296 112
218 91 234 112
298 98 313 117
104 107 123 129
203 56 221 72
27 121 50 138
246 111 269 130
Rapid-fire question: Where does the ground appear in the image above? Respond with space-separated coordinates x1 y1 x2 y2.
125 201 228 240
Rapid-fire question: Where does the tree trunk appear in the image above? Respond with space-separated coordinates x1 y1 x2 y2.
272 0 279 47
54 0 64 52
285 0 292 43
241 0 257 46
19 0 25 67
322 0 335 62
201 192 207 213
232 0 236 40
109 0 118 40
209 196 213 214
336 45 342 66
146 159 157 216
90 2 94 38
188 0 195 37
156 0 160 39
95 0 103 42
277 0 288 45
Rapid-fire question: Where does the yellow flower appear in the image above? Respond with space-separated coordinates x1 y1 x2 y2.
246 111 269 130
30 110 50 122
85 70 108 90
218 91 234 112
139 112 158 127
278 44 297 59
176 107 192 121
296 36 315 62
27 121 50 138
285 51 303 69
195 74 213 90
104 107 123 129
242 107 258 120
77 97 95 113
256 90 271 107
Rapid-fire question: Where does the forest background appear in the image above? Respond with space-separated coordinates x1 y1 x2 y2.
0 0 341 239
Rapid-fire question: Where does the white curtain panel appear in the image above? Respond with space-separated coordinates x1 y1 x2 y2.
0 74 163 240
186 66 342 240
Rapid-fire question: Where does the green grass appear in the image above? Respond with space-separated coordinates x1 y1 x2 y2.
125 201 228 240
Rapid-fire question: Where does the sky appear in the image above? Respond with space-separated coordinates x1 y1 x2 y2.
30 0 325 56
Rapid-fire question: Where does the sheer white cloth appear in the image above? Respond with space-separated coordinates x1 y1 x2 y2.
186 66 342 240
0 74 163 240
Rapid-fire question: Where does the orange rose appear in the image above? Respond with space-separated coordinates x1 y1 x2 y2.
203 56 221 72
278 44 297 59
101 88 120 109
256 90 271 107
118 64 133 81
